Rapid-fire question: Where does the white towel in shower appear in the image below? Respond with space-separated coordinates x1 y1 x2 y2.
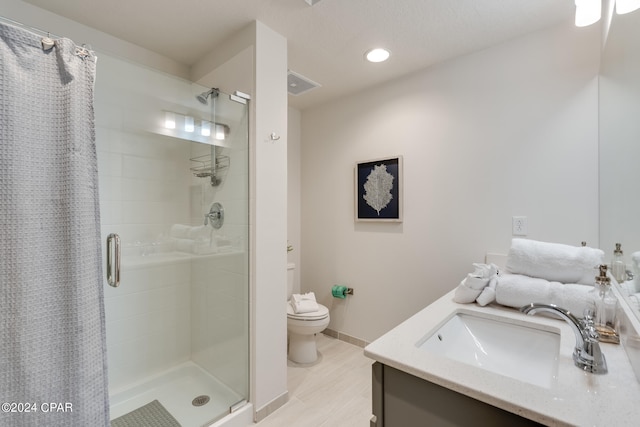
170 224 209 239
495 273 593 316
291 292 319 314
505 238 604 285
170 224 192 238
172 238 195 253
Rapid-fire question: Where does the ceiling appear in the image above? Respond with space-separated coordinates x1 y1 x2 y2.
23 0 575 110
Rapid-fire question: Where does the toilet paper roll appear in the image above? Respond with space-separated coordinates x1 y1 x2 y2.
332 285 347 299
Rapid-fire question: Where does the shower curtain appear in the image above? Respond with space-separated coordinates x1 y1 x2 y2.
0 22 109 426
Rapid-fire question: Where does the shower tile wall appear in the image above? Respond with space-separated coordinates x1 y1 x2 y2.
188 111 250 398
95 53 249 396
95 53 194 391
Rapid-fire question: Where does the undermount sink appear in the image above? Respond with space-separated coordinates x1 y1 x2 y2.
416 311 560 388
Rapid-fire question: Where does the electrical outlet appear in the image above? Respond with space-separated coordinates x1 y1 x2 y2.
512 216 528 236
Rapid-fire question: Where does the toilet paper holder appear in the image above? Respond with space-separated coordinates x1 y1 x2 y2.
332 285 354 298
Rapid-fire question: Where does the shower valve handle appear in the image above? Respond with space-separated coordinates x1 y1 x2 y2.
204 202 224 229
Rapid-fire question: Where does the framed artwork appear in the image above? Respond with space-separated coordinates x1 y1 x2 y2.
355 156 403 222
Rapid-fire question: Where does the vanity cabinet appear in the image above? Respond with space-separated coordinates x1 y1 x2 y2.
370 362 542 427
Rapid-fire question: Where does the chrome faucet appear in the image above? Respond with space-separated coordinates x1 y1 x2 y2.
520 303 607 374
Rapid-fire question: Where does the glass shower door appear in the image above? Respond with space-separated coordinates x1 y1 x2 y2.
95 52 249 427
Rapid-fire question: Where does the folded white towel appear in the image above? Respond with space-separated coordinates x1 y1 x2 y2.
187 225 209 239
291 292 319 314
495 273 593 316
632 252 640 292
505 238 604 285
620 280 637 296
453 263 498 304
170 224 209 240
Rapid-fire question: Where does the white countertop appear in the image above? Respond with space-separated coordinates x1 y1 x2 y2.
364 290 640 426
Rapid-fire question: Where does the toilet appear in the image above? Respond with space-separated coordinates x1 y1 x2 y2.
287 263 330 364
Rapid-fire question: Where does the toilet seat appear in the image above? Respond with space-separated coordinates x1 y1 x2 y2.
287 303 329 321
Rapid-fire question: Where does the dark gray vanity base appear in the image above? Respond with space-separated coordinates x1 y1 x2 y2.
371 362 543 427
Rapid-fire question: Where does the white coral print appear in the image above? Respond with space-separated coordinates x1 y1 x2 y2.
363 164 394 215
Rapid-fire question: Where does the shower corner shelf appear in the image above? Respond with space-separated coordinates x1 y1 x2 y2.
189 153 230 178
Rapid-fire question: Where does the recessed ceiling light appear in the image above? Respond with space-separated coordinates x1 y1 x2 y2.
365 48 390 63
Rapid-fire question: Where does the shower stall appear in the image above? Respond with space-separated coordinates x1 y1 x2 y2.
96 52 250 426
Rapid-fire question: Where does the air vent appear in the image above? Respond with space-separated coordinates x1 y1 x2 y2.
287 70 321 96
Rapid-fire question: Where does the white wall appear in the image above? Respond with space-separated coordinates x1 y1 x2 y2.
287 107 302 292
299 22 601 343
251 21 289 421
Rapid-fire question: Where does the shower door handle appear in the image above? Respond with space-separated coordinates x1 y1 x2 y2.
106 233 121 287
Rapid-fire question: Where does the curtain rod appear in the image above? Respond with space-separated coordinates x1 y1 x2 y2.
0 15 64 40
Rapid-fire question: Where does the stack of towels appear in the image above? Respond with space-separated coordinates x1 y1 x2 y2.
632 251 640 292
169 224 233 255
620 251 640 310
454 238 605 316
290 292 319 314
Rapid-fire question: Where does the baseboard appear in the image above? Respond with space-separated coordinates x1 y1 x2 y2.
254 391 288 423
323 328 370 348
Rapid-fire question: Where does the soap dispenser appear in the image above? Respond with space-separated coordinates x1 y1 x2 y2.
588 265 619 344
611 243 626 284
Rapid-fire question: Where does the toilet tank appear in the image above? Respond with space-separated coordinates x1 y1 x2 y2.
287 263 295 299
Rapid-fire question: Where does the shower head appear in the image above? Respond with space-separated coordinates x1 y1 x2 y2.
196 88 219 105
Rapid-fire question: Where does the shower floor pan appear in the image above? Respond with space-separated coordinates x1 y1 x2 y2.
109 362 243 427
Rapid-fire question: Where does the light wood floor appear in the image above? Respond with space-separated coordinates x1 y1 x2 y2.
256 334 373 427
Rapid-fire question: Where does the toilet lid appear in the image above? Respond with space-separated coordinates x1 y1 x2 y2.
287 303 329 320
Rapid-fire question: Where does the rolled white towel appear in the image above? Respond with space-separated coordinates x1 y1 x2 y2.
187 225 209 239
495 273 593 316
453 263 498 304
172 238 195 253
505 238 604 285
170 224 193 239
291 292 319 314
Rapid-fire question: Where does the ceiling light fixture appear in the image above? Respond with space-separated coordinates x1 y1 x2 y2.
201 121 211 137
365 48 390 63
575 0 602 27
161 111 229 143
164 111 176 129
184 116 195 133
616 0 640 14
